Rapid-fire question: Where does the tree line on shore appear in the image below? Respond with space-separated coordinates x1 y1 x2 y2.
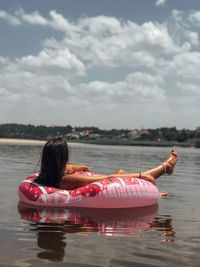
0 123 200 147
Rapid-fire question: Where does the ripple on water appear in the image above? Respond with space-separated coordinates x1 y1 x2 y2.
1 144 200 266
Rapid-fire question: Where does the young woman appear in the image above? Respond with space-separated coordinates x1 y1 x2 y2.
34 137 178 191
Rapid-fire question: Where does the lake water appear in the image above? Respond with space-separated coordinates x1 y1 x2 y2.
0 142 200 266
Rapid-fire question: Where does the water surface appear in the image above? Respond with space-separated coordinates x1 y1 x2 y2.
0 142 200 266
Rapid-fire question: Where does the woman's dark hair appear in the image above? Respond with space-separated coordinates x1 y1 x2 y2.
34 137 69 188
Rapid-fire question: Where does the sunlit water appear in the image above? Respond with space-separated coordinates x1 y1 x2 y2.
0 142 200 266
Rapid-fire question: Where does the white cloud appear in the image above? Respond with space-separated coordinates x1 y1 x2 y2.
177 82 200 96
0 8 75 29
0 9 188 69
172 9 182 23
0 10 21 25
46 17 184 69
48 10 78 32
189 11 200 25
185 31 198 45
164 51 200 78
0 47 170 127
155 0 167 7
79 72 165 105
0 8 200 128
18 48 86 77
0 42 86 121
15 8 48 25
0 56 9 65
170 82 200 125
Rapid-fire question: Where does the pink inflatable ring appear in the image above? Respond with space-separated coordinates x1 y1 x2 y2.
18 172 160 208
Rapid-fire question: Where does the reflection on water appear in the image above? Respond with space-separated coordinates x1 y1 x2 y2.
151 216 175 243
1 143 200 266
18 203 175 262
37 228 66 262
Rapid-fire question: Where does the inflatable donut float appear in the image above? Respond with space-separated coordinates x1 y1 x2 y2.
18 172 159 208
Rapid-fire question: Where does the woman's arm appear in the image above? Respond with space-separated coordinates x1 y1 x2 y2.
60 173 107 190
60 172 155 190
65 164 90 173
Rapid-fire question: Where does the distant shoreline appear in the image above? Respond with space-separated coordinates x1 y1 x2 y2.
0 138 45 144
0 137 197 148
0 138 81 146
69 139 196 148
1 124 199 148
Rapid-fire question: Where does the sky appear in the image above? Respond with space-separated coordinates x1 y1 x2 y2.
0 0 200 130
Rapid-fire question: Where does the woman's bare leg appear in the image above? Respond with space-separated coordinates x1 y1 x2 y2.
141 150 178 180
108 151 178 185
113 169 127 174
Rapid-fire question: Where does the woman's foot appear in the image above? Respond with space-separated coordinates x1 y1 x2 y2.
162 150 178 175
